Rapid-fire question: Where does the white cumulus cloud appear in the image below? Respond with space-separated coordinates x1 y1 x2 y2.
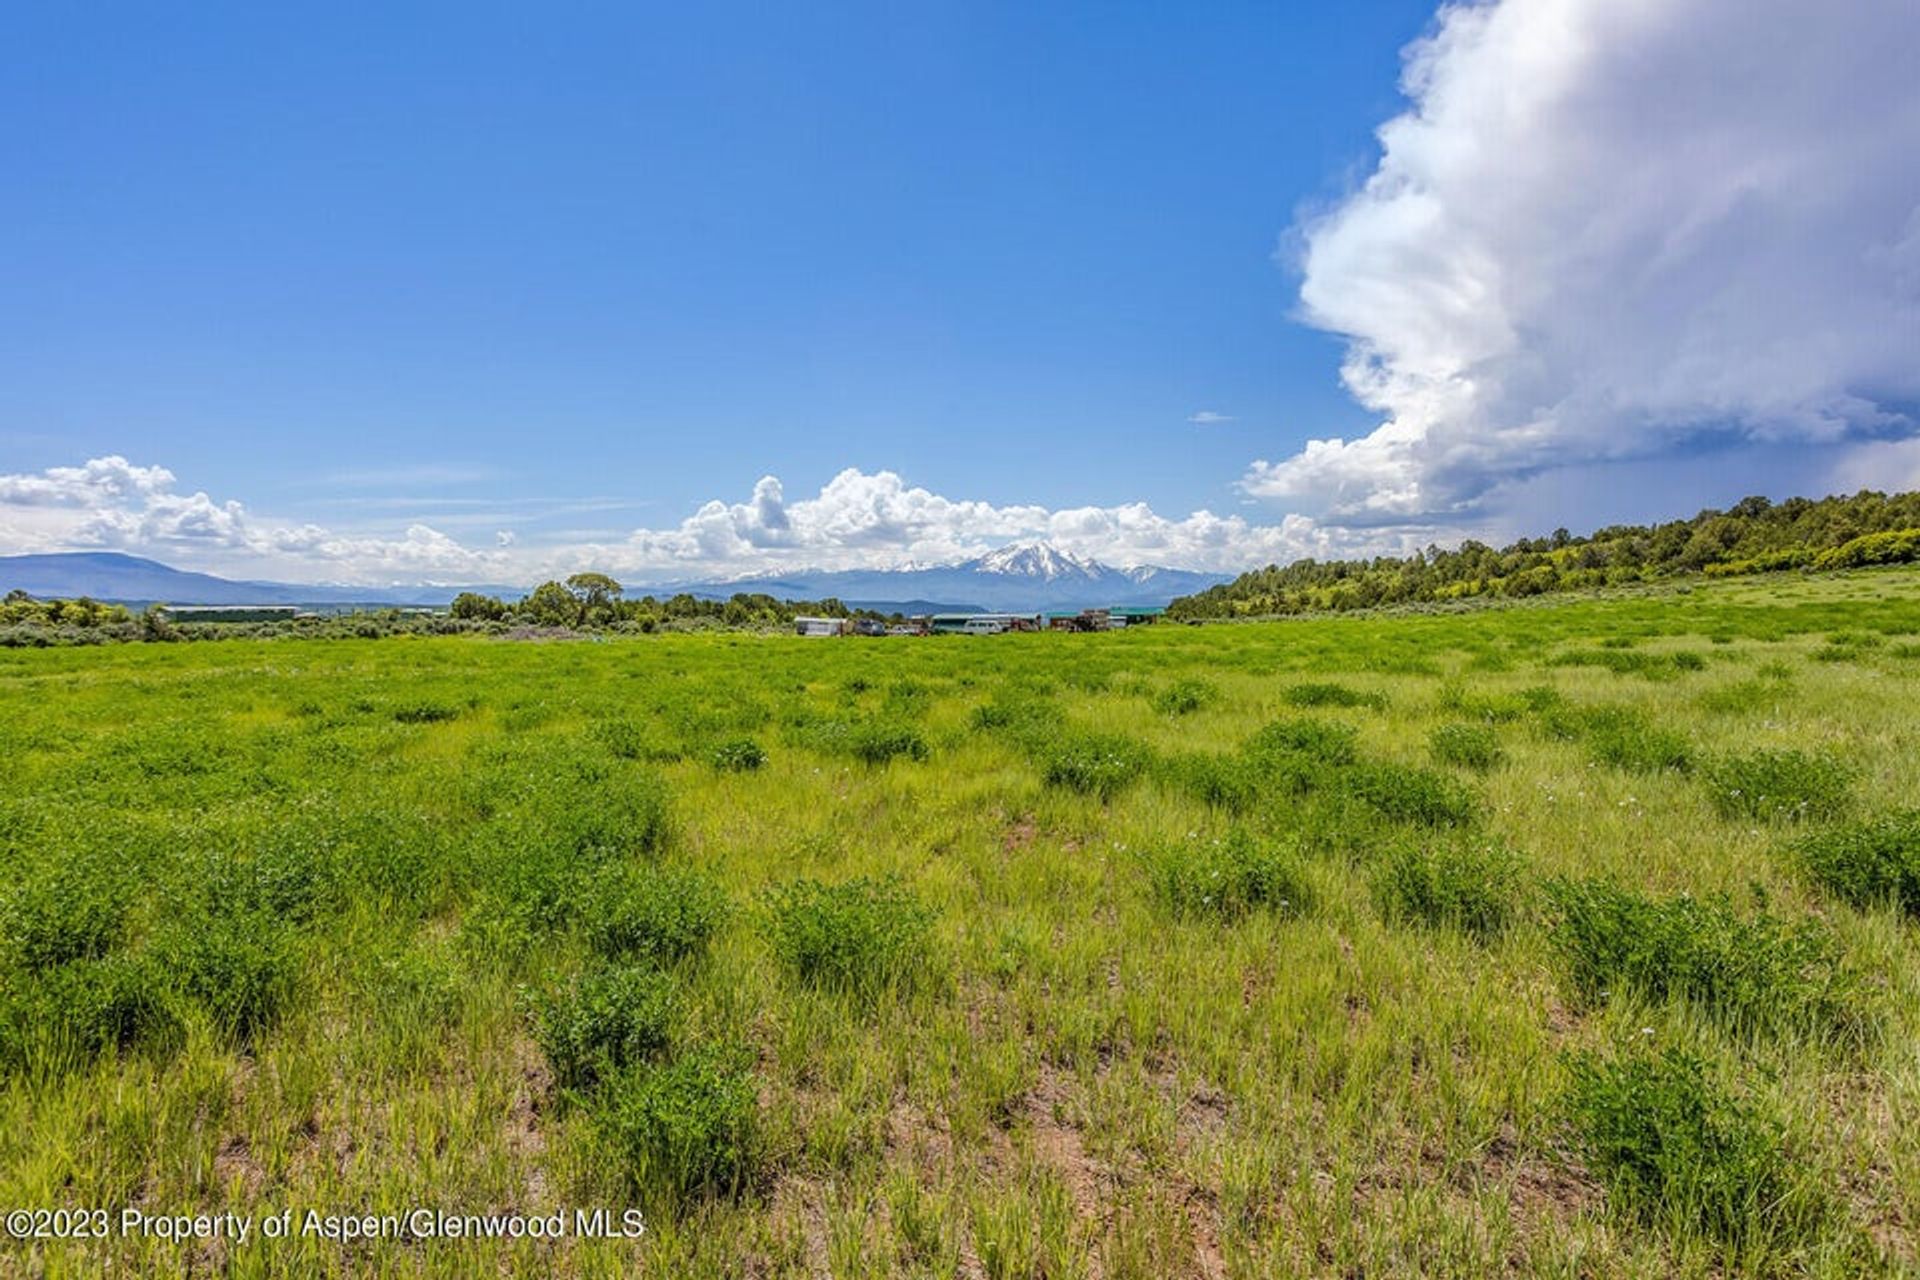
1 458 1414 585
1245 0 1920 522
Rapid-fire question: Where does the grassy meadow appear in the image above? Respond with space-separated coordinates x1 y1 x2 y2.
4 569 1920 1277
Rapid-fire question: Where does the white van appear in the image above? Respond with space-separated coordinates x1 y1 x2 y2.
961 616 1009 635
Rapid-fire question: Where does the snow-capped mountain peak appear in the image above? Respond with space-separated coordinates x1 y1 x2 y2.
970 541 1106 580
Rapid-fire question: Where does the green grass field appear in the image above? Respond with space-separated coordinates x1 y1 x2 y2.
4 569 1919 1277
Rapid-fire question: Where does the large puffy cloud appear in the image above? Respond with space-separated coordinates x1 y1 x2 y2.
0 457 1409 583
590 468 1411 578
0 455 512 580
1246 0 1920 522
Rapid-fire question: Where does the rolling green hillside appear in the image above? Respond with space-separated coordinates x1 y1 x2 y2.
1169 490 1920 619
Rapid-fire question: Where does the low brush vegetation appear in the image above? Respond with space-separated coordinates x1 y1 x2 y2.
1564 1045 1822 1255
1787 811 1920 915
1544 880 1857 1037
1372 838 1525 939
2 566 1918 1275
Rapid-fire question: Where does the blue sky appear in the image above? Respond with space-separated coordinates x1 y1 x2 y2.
3 1 1916 584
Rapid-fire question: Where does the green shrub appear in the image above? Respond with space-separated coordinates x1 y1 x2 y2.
1787 811 1920 915
161 912 299 1042
1348 762 1478 827
392 701 459 724
560 768 676 857
1811 527 1920 570
2 951 182 1072
1565 1046 1817 1248
584 865 728 965
0 859 128 972
968 694 1053 734
531 965 677 1092
594 1046 759 1202
761 877 933 999
1245 718 1359 766
847 724 930 765
1697 680 1785 716
709 738 767 772
1427 722 1505 773
1142 831 1313 920
1037 732 1150 799
1373 840 1523 939
1171 752 1267 813
1544 880 1852 1035
1583 708 1693 775
200 835 340 925
1151 678 1218 717
1702 749 1852 822
1436 685 1531 723
1282 682 1386 711
594 718 683 763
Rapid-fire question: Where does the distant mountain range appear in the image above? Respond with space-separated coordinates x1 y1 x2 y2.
677 543 1229 611
0 544 1230 612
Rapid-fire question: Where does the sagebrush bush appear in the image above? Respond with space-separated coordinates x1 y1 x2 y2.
1428 722 1505 772
1788 811 1920 915
1565 1046 1818 1249
584 864 728 965
1544 880 1853 1035
1348 762 1478 827
1702 749 1853 822
531 965 676 1092
761 876 933 999
594 1046 759 1203
1151 677 1218 717
1037 732 1150 799
1373 839 1523 939
1282 682 1386 711
708 738 766 772
1142 830 1313 920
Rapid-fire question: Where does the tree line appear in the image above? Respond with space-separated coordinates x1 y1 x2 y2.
449 573 898 630
1166 490 1920 620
